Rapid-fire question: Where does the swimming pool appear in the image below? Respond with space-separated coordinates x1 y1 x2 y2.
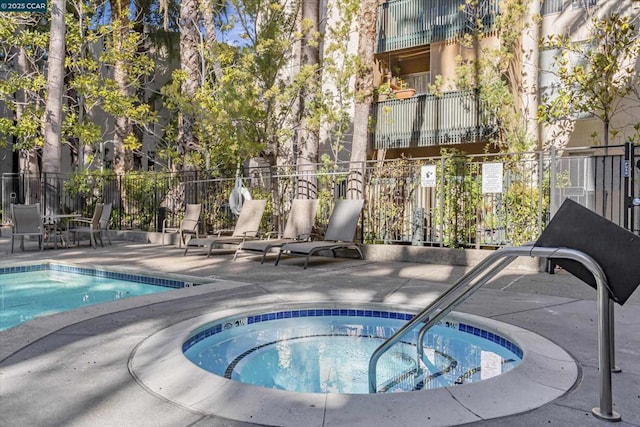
0 263 188 331
183 308 522 394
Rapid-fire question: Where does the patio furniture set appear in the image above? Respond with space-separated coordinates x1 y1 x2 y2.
9 198 364 268
9 203 112 253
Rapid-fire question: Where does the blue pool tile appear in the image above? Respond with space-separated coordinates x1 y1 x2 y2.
182 307 523 359
2 263 187 289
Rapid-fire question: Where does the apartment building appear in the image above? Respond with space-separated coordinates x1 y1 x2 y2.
369 0 640 159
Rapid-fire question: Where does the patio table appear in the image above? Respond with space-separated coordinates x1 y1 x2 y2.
43 214 81 249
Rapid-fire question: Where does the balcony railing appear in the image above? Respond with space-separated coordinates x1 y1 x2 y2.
541 0 563 15
376 0 499 53
369 91 496 149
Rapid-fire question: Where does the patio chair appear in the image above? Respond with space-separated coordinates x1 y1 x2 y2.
99 203 113 245
162 203 201 248
233 198 319 263
184 199 267 258
10 203 45 253
275 199 364 269
68 203 104 248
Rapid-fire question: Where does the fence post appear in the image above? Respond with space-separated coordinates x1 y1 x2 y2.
624 141 634 233
154 173 158 232
118 174 123 230
550 146 557 217
538 151 544 237
41 172 45 214
439 156 445 247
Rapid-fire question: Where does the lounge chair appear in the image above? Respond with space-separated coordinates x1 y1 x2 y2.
275 199 364 269
68 203 104 248
10 203 45 253
233 198 319 263
162 203 201 248
184 199 267 257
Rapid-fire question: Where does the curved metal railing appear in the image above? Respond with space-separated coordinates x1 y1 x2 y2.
367 245 620 421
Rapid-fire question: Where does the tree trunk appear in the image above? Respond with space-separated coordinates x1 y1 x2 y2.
296 0 320 198
178 0 201 171
201 1 223 83
109 1 135 175
522 1 540 151
42 0 66 175
113 57 134 175
348 0 378 198
15 45 40 176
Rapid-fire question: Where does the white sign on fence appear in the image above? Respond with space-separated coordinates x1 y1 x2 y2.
421 165 437 188
482 162 503 193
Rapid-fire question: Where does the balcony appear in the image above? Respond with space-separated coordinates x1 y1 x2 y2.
376 0 499 53
369 91 496 149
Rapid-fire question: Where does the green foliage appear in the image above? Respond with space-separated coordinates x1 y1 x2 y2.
363 156 419 244
315 155 346 233
120 171 164 230
0 14 48 150
538 14 640 147
160 0 306 173
456 0 534 152
318 0 360 159
433 150 553 248
0 5 157 164
434 149 482 247
159 0 361 173
62 170 105 215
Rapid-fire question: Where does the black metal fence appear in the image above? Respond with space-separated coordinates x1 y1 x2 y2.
2 145 638 248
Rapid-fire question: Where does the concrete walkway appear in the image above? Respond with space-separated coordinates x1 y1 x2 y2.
1 238 639 427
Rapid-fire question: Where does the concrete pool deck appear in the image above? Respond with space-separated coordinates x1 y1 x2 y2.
1 238 639 427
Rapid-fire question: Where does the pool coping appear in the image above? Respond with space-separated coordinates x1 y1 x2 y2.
130 302 579 427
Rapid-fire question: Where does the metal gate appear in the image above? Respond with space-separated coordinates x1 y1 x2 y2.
551 143 639 235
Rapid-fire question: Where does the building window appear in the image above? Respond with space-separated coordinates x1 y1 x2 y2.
405 72 430 95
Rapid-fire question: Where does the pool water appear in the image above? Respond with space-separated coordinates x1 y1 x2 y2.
0 269 178 331
184 311 522 394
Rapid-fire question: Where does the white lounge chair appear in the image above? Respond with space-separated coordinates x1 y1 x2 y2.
233 199 319 263
184 200 267 258
275 199 364 269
